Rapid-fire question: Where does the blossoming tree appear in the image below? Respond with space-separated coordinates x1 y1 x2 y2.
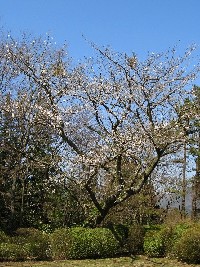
1 34 199 226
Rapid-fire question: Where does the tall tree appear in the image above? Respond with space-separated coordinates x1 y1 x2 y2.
1 34 200 226
0 86 62 230
190 86 200 218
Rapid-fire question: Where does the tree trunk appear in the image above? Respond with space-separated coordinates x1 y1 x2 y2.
192 129 200 219
19 178 25 227
181 142 187 217
9 176 17 230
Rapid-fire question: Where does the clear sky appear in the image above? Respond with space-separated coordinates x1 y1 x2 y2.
0 0 200 63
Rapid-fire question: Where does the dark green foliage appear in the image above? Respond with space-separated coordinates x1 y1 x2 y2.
143 224 172 257
0 243 29 261
0 230 28 261
172 222 191 238
50 227 119 260
13 228 51 260
50 228 71 260
143 230 165 257
163 222 192 257
0 223 200 263
143 222 193 258
68 227 119 259
125 224 145 254
0 231 10 243
0 228 50 261
107 223 129 247
156 226 173 254
172 225 200 263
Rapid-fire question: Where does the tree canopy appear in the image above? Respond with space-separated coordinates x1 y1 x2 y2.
0 33 200 228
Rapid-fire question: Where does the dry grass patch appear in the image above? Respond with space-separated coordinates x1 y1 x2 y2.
0 256 200 267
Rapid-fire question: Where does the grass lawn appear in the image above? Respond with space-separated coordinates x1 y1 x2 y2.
0 256 200 267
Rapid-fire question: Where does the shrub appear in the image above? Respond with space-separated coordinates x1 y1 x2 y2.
69 227 119 259
0 230 28 261
138 221 200 261
0 243 29 261
50 228 72 260
0 231 10 243
172 222 191 238
51 227 119 260
172 226 200 264
105 223 128 254
90 227 119 258
154 225 174 254
143 222 193 258
125 224 145 254
38 223 54 233
165 222 192 257
110 224 129 245
143 232 164 257
143 224 171 257
13 228 51 260
163 209 183 225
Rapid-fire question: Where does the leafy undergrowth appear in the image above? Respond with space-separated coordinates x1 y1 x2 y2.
0 256 200 267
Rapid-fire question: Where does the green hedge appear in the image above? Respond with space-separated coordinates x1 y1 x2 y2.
143 231 164 257
172 226 200 264
0 227 120 261
51 227 119 259
143 224 164 257
0 243 29 261
143 222 195 259
0 231 10 243
125 224 145 254
1 223 199 263
0 228 50 261
12 228 51 260
50 228 71 260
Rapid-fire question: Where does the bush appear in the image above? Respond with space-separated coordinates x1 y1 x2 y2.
91 227 119 258
110 224 129 245
143 222 193 258
143 225 171 257
51 227 119 260
50 228 71 260
0 243 29 261
125 224 145 254
0 230 28 261
165 222 192 257
69 227 119 259
172 226 200 264
143 232 164 257
12 228 51 260
0 231 10 243
37 223 54 233
172 222 191 239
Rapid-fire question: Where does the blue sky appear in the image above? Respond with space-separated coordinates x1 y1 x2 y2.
0 0 200 63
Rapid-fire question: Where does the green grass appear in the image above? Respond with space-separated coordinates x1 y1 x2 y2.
0 256 200 267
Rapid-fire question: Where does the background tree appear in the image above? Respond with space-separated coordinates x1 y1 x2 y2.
0 81 63 230
189 86 200 218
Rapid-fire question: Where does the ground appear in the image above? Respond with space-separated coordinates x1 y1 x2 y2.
0 256 200 267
